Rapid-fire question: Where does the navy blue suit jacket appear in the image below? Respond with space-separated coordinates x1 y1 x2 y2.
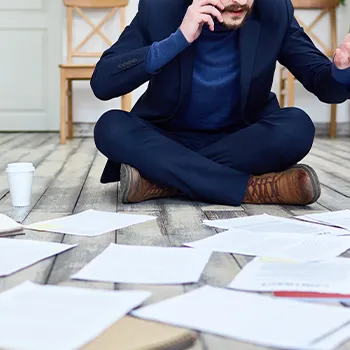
91 0 350 183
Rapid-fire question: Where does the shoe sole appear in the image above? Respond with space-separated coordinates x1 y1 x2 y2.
291 163 321 204
120 164 132 204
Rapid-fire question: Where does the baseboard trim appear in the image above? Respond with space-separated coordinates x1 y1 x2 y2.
72 121 350 138
314 122 350 137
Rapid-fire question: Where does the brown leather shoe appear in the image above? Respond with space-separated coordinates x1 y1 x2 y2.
120 164 179 203
243 164 321 205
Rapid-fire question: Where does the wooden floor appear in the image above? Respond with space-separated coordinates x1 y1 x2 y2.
1 132 350 350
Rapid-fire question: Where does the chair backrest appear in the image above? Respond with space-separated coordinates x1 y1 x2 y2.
291 0 339 9
63 0 129 63
291 0 338 57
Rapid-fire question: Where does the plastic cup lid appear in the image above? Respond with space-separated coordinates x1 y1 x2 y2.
6 162 35 172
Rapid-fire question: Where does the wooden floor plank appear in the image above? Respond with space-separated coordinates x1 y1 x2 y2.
0 139 85 293
0 133 19 146
2 135 350 350
0 134 54 172
314 139 350 161
33 138 96 213
49 152 116 291
159 199 250 349
0 136 64 208
315 138 350 153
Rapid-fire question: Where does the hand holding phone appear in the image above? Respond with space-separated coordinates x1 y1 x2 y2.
179 0 225 44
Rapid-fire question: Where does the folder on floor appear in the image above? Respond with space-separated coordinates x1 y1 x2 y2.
83 315 198 350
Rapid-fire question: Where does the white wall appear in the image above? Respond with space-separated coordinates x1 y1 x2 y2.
64 0 350 125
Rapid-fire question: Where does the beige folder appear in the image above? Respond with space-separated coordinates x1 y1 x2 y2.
83 316 198 350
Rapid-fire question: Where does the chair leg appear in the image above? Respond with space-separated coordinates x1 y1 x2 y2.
67 80 73 140
279 67 285 107
287 72 295 107
330 104 337 138
122 93 132 112
60 71 67 144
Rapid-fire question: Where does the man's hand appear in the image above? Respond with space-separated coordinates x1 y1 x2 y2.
334 34 350 70
179 0 225 44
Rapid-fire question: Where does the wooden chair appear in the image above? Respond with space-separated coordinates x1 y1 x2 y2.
59 0 131 144
279 3 338 137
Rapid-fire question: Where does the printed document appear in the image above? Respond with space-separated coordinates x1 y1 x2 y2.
203 213 347 236
297 210 350 231
72 243 212 284
0 238 76 276
184 229 350 261
24 209 156 236
228 257 350 293
0 281 150 350
133 285 350 350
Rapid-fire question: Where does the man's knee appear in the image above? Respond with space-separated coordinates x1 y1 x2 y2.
278 107 315 156
94 109 130 153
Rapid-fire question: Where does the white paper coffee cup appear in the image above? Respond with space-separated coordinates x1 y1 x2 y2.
6 162 35 207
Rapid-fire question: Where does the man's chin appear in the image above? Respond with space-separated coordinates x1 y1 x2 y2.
221 19 245 30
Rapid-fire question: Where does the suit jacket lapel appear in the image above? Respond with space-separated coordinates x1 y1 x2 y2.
239 17 260 115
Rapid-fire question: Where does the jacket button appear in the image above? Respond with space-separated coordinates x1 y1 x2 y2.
132 58 137 63
118 64 123 69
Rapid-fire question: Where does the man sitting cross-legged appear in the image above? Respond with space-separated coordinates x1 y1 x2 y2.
91 0 350 206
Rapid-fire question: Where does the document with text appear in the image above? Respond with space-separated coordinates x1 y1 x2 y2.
297 210 350 231
229 257 350 294
203 213 347 236
133 285 350 350
184 229 350 261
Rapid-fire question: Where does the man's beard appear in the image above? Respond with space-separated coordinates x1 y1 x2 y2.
220 3 253 30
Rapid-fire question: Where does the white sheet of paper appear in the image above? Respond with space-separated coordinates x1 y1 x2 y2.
133 285 350 350
297 210 350 231
0 238 77 276
228 257 350 293
306 322 350 350
0 281 150 350
72 243 212 284
203 213 347 236
24 209 157 236
0 213 23 233
183 229 350 261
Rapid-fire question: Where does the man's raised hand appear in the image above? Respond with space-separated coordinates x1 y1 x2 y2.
179 0 225 44
334 34 350 70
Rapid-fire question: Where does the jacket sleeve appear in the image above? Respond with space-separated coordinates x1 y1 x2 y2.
90 0 152 101
278 0 350 104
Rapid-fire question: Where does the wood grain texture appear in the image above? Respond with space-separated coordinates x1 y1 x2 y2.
1 134 350 349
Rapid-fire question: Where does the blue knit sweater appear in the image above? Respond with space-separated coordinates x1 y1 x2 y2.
146 23 350 131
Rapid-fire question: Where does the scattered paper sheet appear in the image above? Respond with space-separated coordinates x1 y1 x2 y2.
0 238 77 276
183 229 350 261
133 285 350 350
203 213 347 236
0 213 23 234
0 281 151 350
297 210 350 231
306 323 350 350
228 257 350 294
24 209 157 236
72 243 212 284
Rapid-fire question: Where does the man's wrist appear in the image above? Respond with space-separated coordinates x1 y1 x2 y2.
145 28 191 74
332 60 350 86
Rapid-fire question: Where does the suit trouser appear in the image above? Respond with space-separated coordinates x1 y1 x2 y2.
94 107 315 206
